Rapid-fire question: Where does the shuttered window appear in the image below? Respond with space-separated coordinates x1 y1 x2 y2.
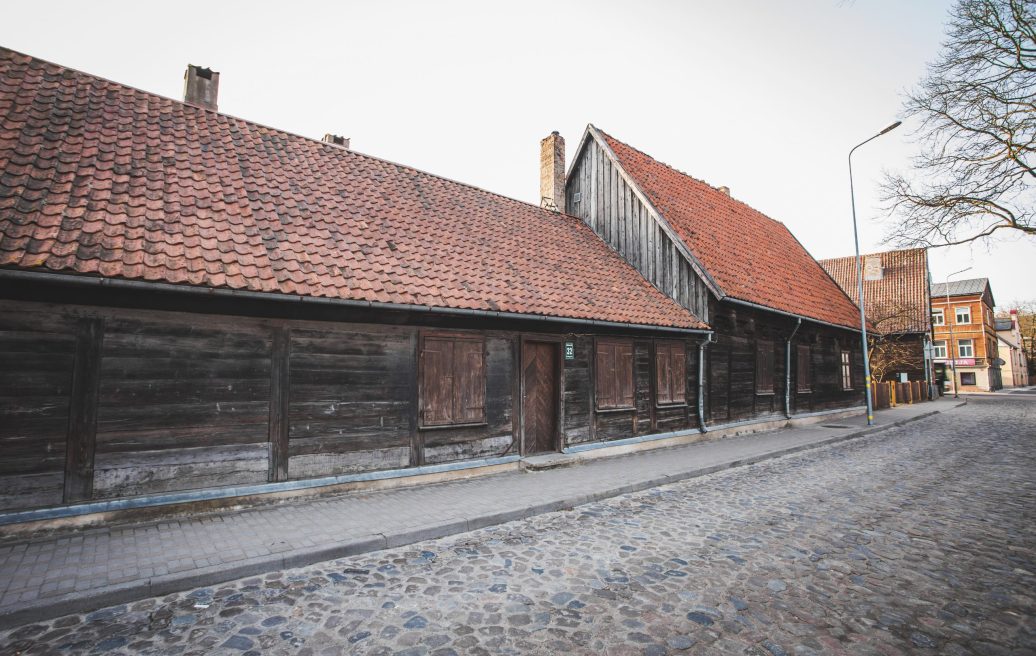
841 350 853 390
655 340 687 405
595 339 635 410
796 345 812 392
419 335 486 427
756 339 775 394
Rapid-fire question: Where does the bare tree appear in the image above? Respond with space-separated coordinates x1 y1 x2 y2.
867 298 926 382
884 0 1035 247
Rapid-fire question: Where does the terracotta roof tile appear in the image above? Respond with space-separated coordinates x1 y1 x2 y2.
0 48 706 330
597 129 862 330
818 248 931 334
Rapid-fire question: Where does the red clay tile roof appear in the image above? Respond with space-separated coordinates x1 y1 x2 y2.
0 48 706 330
596 128 863 330
818 248 931 334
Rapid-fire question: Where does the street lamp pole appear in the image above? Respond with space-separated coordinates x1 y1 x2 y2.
849 121 901 426
944 266 973 399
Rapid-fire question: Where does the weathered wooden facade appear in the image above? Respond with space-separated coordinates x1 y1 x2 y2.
0 283 708 514
561 126 867 425
0 48 719 519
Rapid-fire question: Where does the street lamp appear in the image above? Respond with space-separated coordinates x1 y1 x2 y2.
944 266 973 398
849 121 901 426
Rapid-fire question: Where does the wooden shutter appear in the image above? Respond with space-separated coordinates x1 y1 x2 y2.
617 342 634 408
420 337 454 426
595 341 616 408
655 343 671 404
596 340 634 410
796 345 811 391
670 342 686 402
453 339 485 423
756 339 774 393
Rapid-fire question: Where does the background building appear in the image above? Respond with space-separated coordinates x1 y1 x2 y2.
930 278 1002 392
996 311 1030 388
819 248 933 391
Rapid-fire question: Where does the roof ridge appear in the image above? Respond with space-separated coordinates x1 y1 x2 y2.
0 46 572 224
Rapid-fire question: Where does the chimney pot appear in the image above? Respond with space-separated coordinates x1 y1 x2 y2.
183 65 219 111
322 134 350 149
540 132 566 212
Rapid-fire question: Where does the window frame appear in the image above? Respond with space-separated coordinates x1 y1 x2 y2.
418 332 487 429
932 340 947 359
954 306 971 325
796 344 812 393
840 350 853 390
595 338 635 412
755 338 775 395
654 340 688 407
957 338 974 358
931 308 945 326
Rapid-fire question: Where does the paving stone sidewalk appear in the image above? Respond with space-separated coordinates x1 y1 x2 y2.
0 399 956 629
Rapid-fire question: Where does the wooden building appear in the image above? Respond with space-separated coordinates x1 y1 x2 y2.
558 126 866 426
0 49 715 519
930 278 1002 392
819 248 933 387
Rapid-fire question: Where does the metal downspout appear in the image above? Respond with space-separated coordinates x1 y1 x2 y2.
785 318 802 418
698 334 713 432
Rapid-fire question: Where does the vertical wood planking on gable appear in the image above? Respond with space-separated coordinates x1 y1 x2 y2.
564 138 711 323
63 317 104 503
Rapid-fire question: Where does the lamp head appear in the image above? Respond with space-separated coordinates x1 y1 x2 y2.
879 121 902 135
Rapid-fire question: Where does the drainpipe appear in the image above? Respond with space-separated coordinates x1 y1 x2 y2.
785 318 802 418
698 334 713 432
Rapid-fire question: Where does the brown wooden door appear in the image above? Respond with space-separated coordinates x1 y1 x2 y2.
522 341 559 454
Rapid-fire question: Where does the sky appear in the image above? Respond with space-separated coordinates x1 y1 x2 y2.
2 0 1033 307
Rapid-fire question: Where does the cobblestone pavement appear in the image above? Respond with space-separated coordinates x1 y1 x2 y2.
3 397 1034 656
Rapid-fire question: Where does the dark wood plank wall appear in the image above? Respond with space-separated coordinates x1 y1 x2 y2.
705 300 866 423
92 315 273 499
287 327 413 478
0 307 76 511
565 138 710 323
562 336 701 447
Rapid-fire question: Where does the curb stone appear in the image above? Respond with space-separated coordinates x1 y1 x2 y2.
0 401 963 630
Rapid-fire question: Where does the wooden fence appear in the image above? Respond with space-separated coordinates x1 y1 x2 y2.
871 380 929 410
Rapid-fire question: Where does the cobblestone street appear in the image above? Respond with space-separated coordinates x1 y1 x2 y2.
3 397 1034 656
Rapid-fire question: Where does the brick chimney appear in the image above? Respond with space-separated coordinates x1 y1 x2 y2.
183 65 219 111
322 134 350 149
540 131 565 212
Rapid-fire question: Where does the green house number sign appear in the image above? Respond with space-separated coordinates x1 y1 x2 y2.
564 341 575 361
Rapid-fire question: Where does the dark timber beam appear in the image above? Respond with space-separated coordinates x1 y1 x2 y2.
268 327 291 482
64 317 104 503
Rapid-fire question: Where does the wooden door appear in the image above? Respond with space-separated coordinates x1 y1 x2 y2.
522 341 559 454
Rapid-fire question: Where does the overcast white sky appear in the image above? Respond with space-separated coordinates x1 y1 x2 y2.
2 0 1032 307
